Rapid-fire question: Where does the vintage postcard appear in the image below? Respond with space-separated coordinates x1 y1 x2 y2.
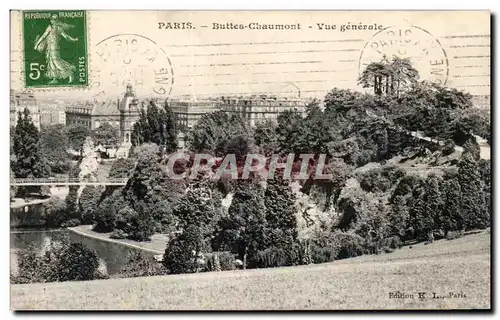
9 10 491 311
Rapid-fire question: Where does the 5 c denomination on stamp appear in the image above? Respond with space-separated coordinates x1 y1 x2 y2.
22 10 88 88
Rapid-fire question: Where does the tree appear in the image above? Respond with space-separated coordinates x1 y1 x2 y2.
42 198 69 228
453 108 490 145
173 179 222 246
187 110 251 155
411 174 443 240
440 177 463 234
57 243 99 282
12 109 49 178
92 122 119 150
12 108 50 196
354 201 390 253
463 138 481 161
324 88 362 116
94 188 128 232
40 124 70 174
131 108 150 146
67 124 91 156
358 56 419 97
262 177 300 267
222 181 267 269
131 100 177 152
122 143 184 240
302 101 338 154
254 120 278 156
458 151 489 229
393 82 474 142
388 195 410 239
65 164 81 223
123 201 156 241
13 240 100 284
358 61 388 96
275 107 337 155
118 252 165 278
79 186 103 224
108 157 135 179
163 225 204 274
10 168 18 200
389 57 419 97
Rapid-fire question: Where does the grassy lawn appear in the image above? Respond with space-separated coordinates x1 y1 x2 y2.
10 231 490 310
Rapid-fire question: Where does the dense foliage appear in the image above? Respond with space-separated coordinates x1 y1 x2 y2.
53 59 490 277
40 124 71 174
92 122 120 150
131 101 177 152
12 237 103 284
11 109 50 196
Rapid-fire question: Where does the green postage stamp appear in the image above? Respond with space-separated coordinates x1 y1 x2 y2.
22 10 88 88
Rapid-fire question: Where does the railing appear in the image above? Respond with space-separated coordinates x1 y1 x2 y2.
11 177 128 186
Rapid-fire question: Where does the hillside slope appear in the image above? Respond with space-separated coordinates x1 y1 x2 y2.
11 231 490 310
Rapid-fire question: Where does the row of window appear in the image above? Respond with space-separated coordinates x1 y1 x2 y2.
67 119 91 127
222 101 303 107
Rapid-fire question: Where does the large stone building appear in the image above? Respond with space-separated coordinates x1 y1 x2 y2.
169 99 222 129
65 84 142 157
40 109 66 127
118 84 141 147
10 89 41 130
65 100 121 130
220 95 306 126
169 95 307 130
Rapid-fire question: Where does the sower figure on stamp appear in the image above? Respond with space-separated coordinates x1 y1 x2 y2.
34 14 78 84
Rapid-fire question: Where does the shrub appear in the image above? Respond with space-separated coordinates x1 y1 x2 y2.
359 169 392 193
382 166 406 184
355 150 372 167
446 230 464 241
442 139 456 156
383 236 402 250
57 243 99 282
204 252 221 272
117 252 165 278
13 245 57 283
110 229 127 239
93 189 127 233
205 252 237 272
433 229 445 240
255 244 301 268
163 225 204 275
114 206 136 231
331 231 364 260
309 244 338 264
218 251 237 271
108 158 135 179
12 241 100 284
42 198 68 228
383 247 395 254
61 218 81 228
124 209 156 241
79 186 103 224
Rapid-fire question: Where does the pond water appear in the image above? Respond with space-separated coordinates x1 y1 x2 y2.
10 229 152 276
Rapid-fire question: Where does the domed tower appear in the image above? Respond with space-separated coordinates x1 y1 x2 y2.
119 84 141 145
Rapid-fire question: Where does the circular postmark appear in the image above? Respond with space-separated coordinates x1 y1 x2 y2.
90 33 174 99
358 25 449 86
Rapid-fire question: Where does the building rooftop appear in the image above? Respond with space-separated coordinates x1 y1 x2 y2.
92 100 120 116
66 100 120 116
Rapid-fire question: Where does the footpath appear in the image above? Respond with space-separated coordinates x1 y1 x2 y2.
68 225 167 255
